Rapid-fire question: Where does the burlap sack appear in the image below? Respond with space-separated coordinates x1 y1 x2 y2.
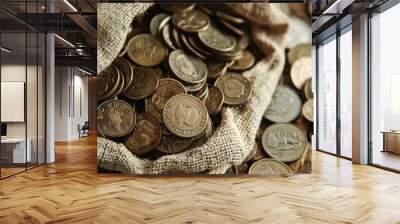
97 3 289 174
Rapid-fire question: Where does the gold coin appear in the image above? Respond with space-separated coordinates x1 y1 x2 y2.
126 33 168 66
163 94 208 138
290 57 312 90
97 99 136 138
172 9 210 32
302 99 314 122
205 86 224 114
124 113 162 155
228 50 255 71
146 78 187 122
288 43 311 65
168 49 207 85
215 72 251 105
97 65 120 101
198 22 237 53
249 158 293 176
123 67 160 100
113 57 134 93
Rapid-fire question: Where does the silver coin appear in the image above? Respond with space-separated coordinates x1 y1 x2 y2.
261 124 307 162
264 85 302 123
168 49 207 85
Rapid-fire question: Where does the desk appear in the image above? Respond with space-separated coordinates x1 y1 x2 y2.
1 138 31 163
382 131 400 154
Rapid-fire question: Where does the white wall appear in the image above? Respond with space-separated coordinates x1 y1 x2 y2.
54 66 89 141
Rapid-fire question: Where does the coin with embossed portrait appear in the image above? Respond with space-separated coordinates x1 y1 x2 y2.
264 85 302 123
124 113 162 155
146 78 187 122
126 33 168 66
261 124 307 162
97 99 136 138
123 67 160 100
215 72 251 105
163 94 208 138
169 49 207 85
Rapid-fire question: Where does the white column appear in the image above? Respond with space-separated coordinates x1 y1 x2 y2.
352 14 369 164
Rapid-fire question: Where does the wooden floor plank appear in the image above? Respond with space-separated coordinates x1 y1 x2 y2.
0 136 400 224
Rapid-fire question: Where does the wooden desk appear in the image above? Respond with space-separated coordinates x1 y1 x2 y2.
382 131 400 154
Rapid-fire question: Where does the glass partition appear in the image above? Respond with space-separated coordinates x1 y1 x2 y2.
339 27 352 158
370 4 400 171
317 35 337 155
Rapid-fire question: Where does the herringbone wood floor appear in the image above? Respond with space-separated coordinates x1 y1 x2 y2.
1 136 400 224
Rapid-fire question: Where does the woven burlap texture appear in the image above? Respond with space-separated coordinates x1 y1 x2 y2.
97 3 289 174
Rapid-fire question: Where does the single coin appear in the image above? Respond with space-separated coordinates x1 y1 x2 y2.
303 78 313 100
302 99 314 122
157 133 193 154
161 4 196 13
161 24 177 50
290 57 312 90
169 49 207 85
261 124 307 162
123 67 160 100
163 94 208 138
97 99 136 138
172 10 210 32
228 50 255 71
248 158 293 176
206 60 228 79
198 22 237 53
288 43 311 65
113 57 134 93
264 85 302 123
205 86 224 114
146 78 187 122
150 13 169 36
97 65 120 101
244 143 257 163
215 72 252 105
219 18 245 36
126 33 168 66
215 11 246 24
124 113 162 155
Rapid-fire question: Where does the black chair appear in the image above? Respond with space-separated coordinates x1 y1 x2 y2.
79 121 90 138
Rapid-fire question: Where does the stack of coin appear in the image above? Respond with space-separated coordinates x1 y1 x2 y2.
97 4 256 158
97 4 313 176
245 42 313 176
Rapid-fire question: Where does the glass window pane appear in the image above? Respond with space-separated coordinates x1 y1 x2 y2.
340 29 352 158
371 4 400 171
317 36 337 154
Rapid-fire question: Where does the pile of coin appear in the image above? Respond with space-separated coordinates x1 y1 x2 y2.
97 4 313 176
